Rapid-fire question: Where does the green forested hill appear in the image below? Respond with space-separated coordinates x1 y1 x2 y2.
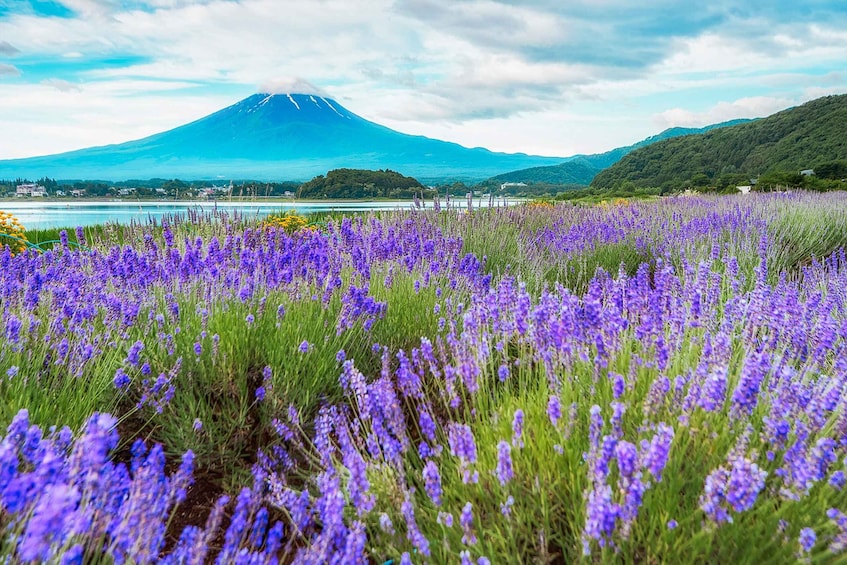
488 158 600 185
298 168 427 198
483 119 750 188
592 94 847 190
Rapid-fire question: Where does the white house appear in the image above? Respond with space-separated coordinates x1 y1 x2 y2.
15 183 46 197
736 185 752 195
500 182 527 191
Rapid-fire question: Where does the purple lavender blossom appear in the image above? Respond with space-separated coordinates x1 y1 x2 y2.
583 484 619 553
497 363 510 382
126 340 144 366
512 409 525 449
461 502 477 545
18 484 80 562
448 424 478 464
113 368 130 390
401 497 431 557
423 460 443 506
437 511 454 527
500 495 515 517
799 527 816 553
379 513 395 534
547 395 561 428
496 440 514 486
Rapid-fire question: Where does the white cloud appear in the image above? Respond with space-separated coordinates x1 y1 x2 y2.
258 78 326 96
0 63 21 76
0 82 231 158
41 78 83 92
654 95 808 130
0 0 845 160
0 40 19 55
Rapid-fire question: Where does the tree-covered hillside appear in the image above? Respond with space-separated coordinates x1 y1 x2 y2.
592 94 847 191
487 158 599 185
483 119 750 188
297 168 428 199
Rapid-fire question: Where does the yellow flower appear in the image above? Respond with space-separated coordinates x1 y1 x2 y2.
0 211 28 254
262 212 312 235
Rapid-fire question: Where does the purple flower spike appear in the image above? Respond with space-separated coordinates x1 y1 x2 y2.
496 440 514 486
799 527 816 553
423 461 443 506
512 409 525 449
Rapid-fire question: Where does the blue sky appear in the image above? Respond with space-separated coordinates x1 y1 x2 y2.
0 0 846 159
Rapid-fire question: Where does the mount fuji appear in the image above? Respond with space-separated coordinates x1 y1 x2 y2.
0 93 565 182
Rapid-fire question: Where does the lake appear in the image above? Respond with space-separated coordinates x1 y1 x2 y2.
1 198 519 230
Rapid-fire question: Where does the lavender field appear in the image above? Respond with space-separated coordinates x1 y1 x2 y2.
3 192 847 563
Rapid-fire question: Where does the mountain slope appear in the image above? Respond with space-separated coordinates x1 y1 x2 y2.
0 93 564 183
487 158 600 186
592 94 847 190
484 119 751 187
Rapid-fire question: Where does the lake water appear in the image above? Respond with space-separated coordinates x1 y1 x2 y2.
1 198 518 230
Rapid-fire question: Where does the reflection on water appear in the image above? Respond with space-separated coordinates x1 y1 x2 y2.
0 198 519 230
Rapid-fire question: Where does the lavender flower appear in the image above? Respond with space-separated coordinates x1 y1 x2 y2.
799 527 816 553
500 495 515 517
113 368 130 390
379 513 395 534
423 460 443 506
547 395 561 428
496 440 514 486
448 423 478 483
497 363 510 382
831 471 846 490
461 502 477 545
512 409 525 449
126 340 144 366
401 497 431 557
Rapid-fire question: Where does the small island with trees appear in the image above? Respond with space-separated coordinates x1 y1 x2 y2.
297 168 432 199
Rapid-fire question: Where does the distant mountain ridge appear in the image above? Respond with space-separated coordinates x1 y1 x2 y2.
485 120 751 186
592 94 847 190
0 93 565 183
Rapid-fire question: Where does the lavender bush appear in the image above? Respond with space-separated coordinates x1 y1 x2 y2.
2 192 847 562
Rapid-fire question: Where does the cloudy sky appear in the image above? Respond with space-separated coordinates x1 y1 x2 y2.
0 0 846 160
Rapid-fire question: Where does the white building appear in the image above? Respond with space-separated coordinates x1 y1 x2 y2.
500 182 527 191
15 183 46 197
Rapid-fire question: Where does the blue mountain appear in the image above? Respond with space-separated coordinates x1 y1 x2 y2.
0 93 566 183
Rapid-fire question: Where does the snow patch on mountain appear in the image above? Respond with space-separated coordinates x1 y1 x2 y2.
321 97 346 118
